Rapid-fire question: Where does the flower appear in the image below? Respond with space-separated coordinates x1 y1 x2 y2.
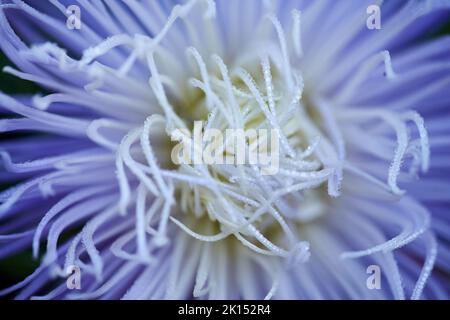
0 0 449 300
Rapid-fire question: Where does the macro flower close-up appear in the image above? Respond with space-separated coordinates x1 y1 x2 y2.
0 0 449 300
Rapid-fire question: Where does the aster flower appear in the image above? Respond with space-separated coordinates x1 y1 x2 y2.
0 0 449 300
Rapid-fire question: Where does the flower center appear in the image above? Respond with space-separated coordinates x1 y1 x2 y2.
154 41 339 263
